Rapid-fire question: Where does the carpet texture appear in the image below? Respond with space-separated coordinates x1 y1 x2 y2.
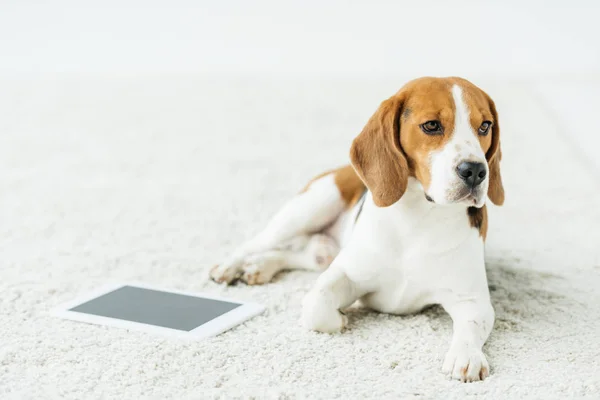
1 76 599 399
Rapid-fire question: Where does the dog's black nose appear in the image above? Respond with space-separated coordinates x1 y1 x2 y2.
457 161 487 187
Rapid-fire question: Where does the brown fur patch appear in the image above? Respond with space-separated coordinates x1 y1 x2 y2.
349 94 409 207
396 78 457 190
300 165 366 208
334 165 366 207
467 205 488 240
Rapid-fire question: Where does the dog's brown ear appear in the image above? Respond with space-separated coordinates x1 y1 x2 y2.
486 96 505 206
350 95 409 207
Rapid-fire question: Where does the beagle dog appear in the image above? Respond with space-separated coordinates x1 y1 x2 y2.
210 77 504 382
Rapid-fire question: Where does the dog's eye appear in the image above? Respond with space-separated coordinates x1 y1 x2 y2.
420 120 443 135
478 121 492 136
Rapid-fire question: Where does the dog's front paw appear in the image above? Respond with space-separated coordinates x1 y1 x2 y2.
301 290 348 333
442 344 490 382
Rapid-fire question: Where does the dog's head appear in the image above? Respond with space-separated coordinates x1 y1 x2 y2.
350 77 504 208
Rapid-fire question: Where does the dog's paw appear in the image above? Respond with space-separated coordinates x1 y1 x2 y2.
301 290 347 333
442 344 490 382
209 262 242 285
240 255 282 285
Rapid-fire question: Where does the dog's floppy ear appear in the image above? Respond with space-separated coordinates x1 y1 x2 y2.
485 96 505 206
350 94 409 207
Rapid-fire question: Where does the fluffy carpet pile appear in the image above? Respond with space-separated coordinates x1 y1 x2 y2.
1 76 599 399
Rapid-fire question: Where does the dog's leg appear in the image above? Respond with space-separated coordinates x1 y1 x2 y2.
239 234 340 285
210 174 345 284
300 263 364 333
441 297 495 382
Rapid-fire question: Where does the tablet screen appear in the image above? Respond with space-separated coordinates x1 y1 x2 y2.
69 285 241 331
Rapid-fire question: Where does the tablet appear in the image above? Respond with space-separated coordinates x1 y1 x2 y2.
51 283 265 339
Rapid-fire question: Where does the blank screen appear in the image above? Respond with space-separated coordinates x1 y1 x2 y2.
69 286 241 331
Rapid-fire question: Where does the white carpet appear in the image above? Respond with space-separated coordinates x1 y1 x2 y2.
1 76 599 399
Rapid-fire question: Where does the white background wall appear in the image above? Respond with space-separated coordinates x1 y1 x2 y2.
2 0 599 171
1 0 599 78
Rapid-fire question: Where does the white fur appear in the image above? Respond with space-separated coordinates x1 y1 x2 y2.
300 178 493 382
428 85 489 208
